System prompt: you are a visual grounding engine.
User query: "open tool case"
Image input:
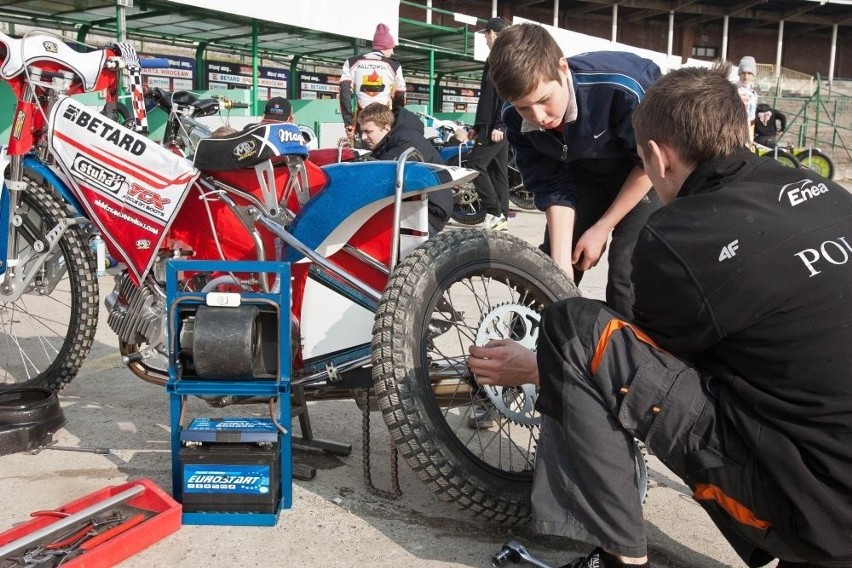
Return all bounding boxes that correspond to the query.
[0,478,180,567]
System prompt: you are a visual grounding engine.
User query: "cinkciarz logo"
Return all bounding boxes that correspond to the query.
[71,154,126,194]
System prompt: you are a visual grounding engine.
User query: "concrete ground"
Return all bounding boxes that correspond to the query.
[2,176,850,567]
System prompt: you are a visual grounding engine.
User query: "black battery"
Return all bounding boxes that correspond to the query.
[179,418,281,514]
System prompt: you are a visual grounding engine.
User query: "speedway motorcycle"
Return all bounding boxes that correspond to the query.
[0,31,593,523]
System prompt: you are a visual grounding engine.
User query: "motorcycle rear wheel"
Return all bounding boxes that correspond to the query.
[0,178,99,391]
[372,229,577,523]
[794,148,835,180]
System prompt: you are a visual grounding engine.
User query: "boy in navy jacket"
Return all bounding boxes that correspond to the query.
[489,23,660,318]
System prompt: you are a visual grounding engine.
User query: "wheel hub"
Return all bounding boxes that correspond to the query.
[474,303,541,427]
[454,183,479,206]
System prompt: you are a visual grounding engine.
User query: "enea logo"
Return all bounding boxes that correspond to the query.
[42,41,58,54]
[233,140,257,161]
[778,178,830,207]
[71,155,126,194]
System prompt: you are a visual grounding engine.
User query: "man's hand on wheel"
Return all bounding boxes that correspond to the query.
[468,339,539,387]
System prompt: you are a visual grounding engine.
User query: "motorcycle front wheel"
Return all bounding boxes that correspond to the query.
[0,178,99,391]
[372,229,577,523]
[451,181,487,226]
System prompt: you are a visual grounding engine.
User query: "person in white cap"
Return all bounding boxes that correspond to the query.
[339,23,407,139]
[735,56,758,142]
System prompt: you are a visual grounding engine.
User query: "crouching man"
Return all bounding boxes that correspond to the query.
[468,64,852,568]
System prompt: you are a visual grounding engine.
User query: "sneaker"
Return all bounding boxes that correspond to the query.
[485,213,508,231]
[561,548,649,568]
[466,406,496,429]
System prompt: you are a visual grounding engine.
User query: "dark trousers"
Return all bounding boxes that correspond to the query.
[540,173,660,319]
[466,138,509,217]
[532,297,813,566]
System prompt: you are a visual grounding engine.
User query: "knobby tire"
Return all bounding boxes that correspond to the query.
[0,178,99,391]
[371,229,578,523]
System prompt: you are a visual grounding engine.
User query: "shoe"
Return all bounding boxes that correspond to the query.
[560,548,649,568]
[466,406,496,429]
[484,213,508,231]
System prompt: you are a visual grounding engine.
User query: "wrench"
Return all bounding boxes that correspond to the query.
[492,540,554,568]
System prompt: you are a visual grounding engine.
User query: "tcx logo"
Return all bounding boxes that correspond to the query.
[778,178,829,207]
[128,184,171,211]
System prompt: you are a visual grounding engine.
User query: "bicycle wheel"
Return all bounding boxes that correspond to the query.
[794,148,835,180]
[767,149,800,169]
[0,177,99,391]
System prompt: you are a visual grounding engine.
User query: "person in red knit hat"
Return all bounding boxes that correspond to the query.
[339,23,407,139]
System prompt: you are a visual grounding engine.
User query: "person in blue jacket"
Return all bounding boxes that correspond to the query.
[488,23,661,319]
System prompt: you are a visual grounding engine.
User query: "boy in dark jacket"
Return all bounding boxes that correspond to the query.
[357,102,451,235]
[468,64,852,567]
[489,23,661,318]
[754,102,787,147]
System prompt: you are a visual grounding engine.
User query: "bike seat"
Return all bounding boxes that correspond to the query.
[0,31,107,91]
[194,122,309,171]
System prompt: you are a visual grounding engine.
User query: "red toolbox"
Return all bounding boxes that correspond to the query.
[0,478,181,567]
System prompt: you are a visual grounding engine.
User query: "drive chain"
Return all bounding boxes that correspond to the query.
[356,389,402,500]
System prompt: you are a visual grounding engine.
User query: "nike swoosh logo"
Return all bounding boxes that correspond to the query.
[594,130,606,139]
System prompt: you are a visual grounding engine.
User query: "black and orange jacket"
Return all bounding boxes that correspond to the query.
[632,148,852,564]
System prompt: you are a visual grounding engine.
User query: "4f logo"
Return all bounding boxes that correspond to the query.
[718,239,739,262]
[128,184,171,211]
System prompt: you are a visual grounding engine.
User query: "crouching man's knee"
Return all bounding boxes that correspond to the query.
[541,297,610,353]
[536,297,612,421]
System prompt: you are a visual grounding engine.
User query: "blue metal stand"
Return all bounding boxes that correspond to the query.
[165,260,291,526]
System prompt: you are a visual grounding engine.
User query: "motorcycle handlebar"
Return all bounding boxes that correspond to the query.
[214,97,249,110]
[224,101,249,110]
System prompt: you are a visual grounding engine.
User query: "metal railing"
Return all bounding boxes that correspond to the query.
[761,74,851,161]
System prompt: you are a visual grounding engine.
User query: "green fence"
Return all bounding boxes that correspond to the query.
[762,75,852,161]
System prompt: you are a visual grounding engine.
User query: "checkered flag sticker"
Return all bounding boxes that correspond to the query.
[112,42,149,133]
